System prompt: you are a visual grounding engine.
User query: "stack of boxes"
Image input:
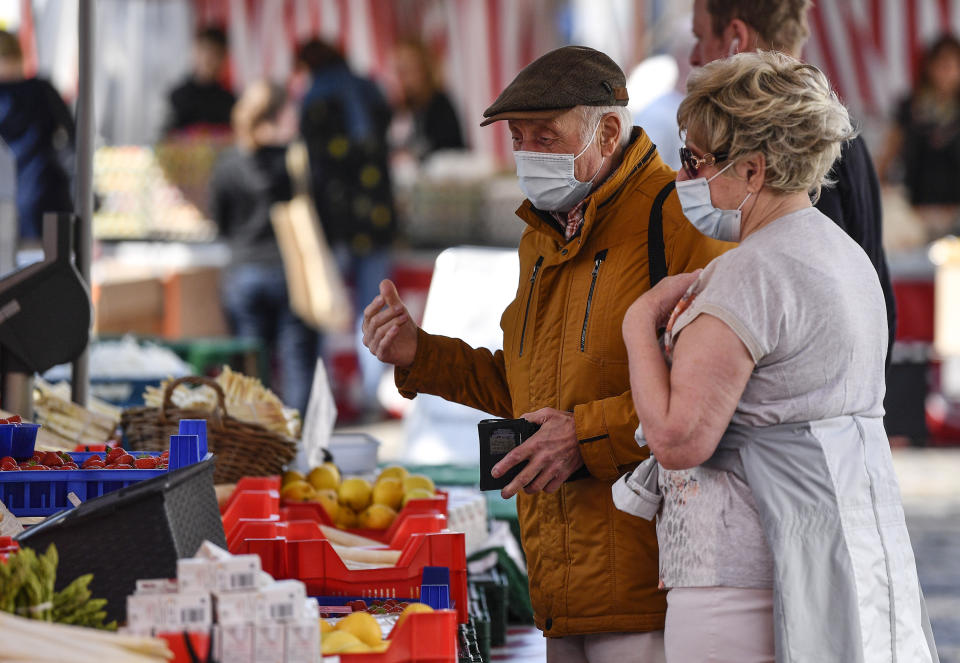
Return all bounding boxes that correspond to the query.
[125,542,320,663]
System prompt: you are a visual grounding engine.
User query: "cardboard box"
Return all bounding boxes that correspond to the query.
[256,580,306,623]
[215,623,254,663]
[126,594,164,633]
[215,590,258,625]
[91,276,164,336]
[215,554,261,593]
[162,266,228,338]
[253,623,286,663]
[163,592,212,629]
[285,621,320,663]
[177,558,216,593]
[135,578,178,595]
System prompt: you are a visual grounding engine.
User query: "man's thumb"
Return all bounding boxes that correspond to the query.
[379,279,403,308]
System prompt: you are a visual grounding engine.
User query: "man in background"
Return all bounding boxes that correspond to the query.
[297,39,397,420]
[0,30,74,242]
[166,27,235,133]
[689,0,897,367]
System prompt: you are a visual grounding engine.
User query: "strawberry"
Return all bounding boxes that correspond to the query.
[6,415,21,424]
[0,456,15,465]
[1,463,20,471]
[115,453,135,466]
[106,448,126,463]
[134,457,158,469]
[24,464,49,470]
[41,452,63,467]
[83,460,105,469]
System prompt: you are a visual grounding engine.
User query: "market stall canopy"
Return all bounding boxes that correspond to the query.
[0,213,91,373]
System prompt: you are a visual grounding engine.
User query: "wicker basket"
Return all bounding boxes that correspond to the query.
[120,376,297,484]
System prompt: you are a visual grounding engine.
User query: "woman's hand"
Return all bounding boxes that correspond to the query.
[623,270,702,339]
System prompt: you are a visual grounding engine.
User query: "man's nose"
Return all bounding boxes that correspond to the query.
[689,44,701,68]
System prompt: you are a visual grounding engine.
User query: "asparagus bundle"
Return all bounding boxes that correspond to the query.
[0,544,115,630]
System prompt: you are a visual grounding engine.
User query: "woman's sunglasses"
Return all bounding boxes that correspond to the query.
[679,146,729,178]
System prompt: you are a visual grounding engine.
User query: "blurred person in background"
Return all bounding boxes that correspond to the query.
[0,30,74,243]
[210,80,316,415]
[166,27,236,134]
[878,34,960,240]
[296,39,397,420]
[389,38,466,163]
[689,0,896,370]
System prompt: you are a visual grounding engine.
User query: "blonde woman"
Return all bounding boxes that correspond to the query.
[614,52,937,662]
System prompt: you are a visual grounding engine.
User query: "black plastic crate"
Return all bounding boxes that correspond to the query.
[469,568,508,647]
[16,456,225,623]
[468,583,491,663]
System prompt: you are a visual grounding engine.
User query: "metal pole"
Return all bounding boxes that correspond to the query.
[71,0,94,406]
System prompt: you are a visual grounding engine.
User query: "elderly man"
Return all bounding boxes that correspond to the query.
[362,46,729,662]
[689,0,896,369]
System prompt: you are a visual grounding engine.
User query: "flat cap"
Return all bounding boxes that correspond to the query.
[481,45,628,126]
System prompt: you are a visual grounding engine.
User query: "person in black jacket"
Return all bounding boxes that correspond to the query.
[296,40,397,417]
[210,80,316,414]
[0,30,74,242]
[390,39,466,162]
[166,27,236,134]
[687,0,896,368]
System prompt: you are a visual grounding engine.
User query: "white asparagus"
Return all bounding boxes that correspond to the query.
[330,543,401,566]
[320,525,388,549]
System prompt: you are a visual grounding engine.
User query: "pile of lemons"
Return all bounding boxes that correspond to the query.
[319,603,434,655]
[281,464,436,530]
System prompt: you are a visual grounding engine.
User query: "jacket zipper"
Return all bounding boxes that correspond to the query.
[519,256,544,358]
[580,249,608,351]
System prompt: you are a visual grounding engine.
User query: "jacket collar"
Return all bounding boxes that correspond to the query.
[516,128,660,249]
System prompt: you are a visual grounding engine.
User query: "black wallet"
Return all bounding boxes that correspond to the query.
[477,418,540,491]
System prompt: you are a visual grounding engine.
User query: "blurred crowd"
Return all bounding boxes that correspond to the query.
[2,18,960,420]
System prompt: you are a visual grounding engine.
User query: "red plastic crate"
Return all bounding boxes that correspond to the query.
[222,476,449,548]
[336,609,458,662]
[241,532,468,624]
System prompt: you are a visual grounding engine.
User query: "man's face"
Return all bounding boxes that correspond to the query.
[194,41,225,83]
[0,56,23,82]
[690,0,730,67]
[508,109,603,183]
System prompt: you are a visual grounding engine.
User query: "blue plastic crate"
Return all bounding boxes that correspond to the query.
[0,446,208,517]
[0,423,40,460]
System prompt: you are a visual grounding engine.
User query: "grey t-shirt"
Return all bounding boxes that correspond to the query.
[656,206,888,589]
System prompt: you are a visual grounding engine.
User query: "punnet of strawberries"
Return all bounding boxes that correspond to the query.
[0,447,169,472]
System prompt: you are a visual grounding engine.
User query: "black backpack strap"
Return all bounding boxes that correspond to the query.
[648,180,675,288]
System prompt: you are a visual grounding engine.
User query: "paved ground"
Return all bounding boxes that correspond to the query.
[908,506,960,663]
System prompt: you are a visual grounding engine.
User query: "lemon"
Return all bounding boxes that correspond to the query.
[335,505,359,529]
[338,477,373,512]
[282,469,305,486]
[402,487,435,507]
[371,477,404,510]
[319,618,335,634]
[321,629,365,654]
[280,480,317,502]
[336,610,383,646]
[395,602,434,631]
[371,641,390,653]
[376,465,408,483]
[359,503,397,530]
[313,488,339,521]
[402,474,435,494]
[307,464,340,491]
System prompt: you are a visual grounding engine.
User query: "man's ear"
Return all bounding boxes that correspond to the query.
[727,19,754,54]
[599,113,622,157]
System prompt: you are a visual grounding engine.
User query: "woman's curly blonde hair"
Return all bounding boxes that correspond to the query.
[677,50,854,201]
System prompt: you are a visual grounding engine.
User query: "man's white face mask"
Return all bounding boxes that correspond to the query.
[513,118,604,212]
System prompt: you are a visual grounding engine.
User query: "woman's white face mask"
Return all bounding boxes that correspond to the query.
[675,160,752,242]
[513,119,605,212]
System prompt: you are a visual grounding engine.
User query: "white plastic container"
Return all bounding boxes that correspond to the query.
[326,433,380,475]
